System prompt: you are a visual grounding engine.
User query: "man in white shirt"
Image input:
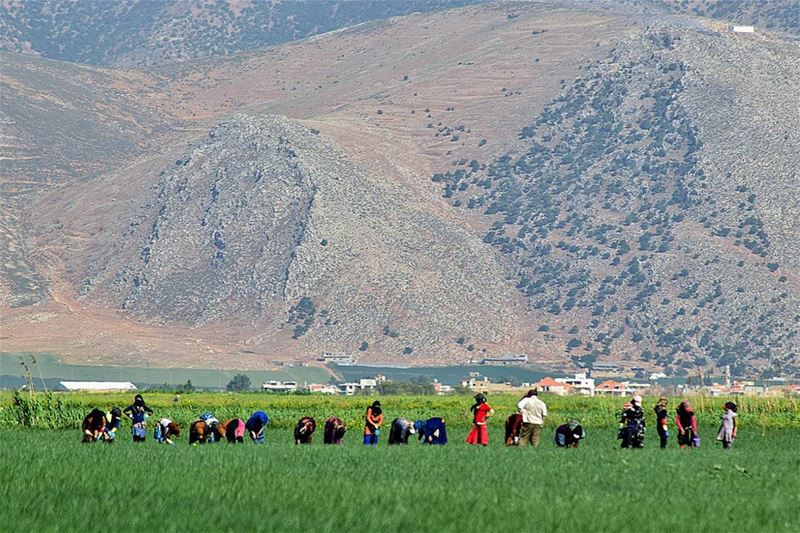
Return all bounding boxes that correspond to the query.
[517,389,547,447]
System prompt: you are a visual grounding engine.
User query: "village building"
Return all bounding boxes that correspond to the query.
[306,383,340,395]
[478,354,528,366]
[317,352,354,365]
[556,373,595,396]
[595,379,651,397]
[338,378,378,395]
[535,377,573,396]
[261,380,298,393]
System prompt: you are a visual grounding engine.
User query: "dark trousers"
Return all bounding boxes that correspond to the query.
[657,429,668,449]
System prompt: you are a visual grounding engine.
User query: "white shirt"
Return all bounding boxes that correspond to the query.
[518,396,548,425]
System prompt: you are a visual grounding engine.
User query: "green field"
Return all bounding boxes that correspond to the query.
[2,393,799,532]
[0,352,331,389]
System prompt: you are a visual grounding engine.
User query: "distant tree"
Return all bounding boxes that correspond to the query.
[402,346,414,355]
[226,374,251,392]
[359,341,369,351]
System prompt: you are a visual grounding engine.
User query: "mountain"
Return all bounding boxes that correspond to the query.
[0,0,479,66]
[28,114,521,363]
[1,1,798,375]
[437,24,799,375]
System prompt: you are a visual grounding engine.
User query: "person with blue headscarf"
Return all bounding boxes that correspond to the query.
[246,410,269,444]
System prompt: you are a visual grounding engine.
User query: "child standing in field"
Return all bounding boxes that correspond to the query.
[466,393,494,446]
[123,394,153,442]
[717,402,738,450]
[363,401,384,445]
[653,398,669,449]
[676,400,698,449]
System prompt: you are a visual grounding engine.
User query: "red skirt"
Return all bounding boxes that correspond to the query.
[466,424,489,446]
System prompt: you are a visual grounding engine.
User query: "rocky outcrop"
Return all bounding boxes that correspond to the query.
[70,115,521,360]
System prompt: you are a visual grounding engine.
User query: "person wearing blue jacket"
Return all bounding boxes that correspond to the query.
[415,417,448,445]
[246,411,269,444]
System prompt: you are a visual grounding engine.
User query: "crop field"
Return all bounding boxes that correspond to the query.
[1,393,799,532]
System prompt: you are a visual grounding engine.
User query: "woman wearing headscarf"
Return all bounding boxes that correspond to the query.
[618,395,645,448]
[466,393,494,446]
[245,410,270,444]
[554,420,585,448]
[717,401,738,450]
[123,394,153,442]
[103,407,123,443]
[676,399,698,449]
[363,401,384,445]
[653,398,669,449]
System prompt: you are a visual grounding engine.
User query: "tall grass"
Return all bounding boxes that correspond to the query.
[2,391,798,430]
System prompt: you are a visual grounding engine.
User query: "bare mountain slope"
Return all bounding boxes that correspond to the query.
[27,115,524,362]
[1,3,797,373]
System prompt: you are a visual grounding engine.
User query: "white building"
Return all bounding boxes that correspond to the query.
[60,381,137,392]
[307,383,340,395]
[338,378,378,395]
[556,373,595,396]
[730,25,755,33]
[317,352,354,365]
[261,380,298,392]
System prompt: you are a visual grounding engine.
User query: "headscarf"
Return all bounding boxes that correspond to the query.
[470,393,487,413]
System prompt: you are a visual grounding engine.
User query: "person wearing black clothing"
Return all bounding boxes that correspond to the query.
[653,398,669,449]
[123,394,154,442]
[618,395,645,448]
[554,420,585,448]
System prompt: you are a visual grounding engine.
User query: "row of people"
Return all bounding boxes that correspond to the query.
[81,393,739,449]
[618,396,738,449]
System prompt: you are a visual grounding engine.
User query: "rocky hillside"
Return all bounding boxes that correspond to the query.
[1,2,797,374]
[436,24,799,375]
[29,115,523,361]
[0,0,477,66]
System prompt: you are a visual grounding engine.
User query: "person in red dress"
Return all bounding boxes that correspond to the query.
[466,393,494,446]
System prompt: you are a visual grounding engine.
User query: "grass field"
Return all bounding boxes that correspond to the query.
[1,393,799,532]
[0,352,331,389]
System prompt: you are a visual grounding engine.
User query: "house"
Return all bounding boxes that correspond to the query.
[59,381,137,392]
[729,25,755,33]
[595,380,626,396]
[317,352,354,365]
[262,380,298,393]
[590,363,623,375]
[596,379,651,396]
[432,379,453,395]
[338,378,378,396]
[479,354,528,366]
[460,376,525,394]
[535,377,573,396]
[556,373,595,396]
[307,383,340,395]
